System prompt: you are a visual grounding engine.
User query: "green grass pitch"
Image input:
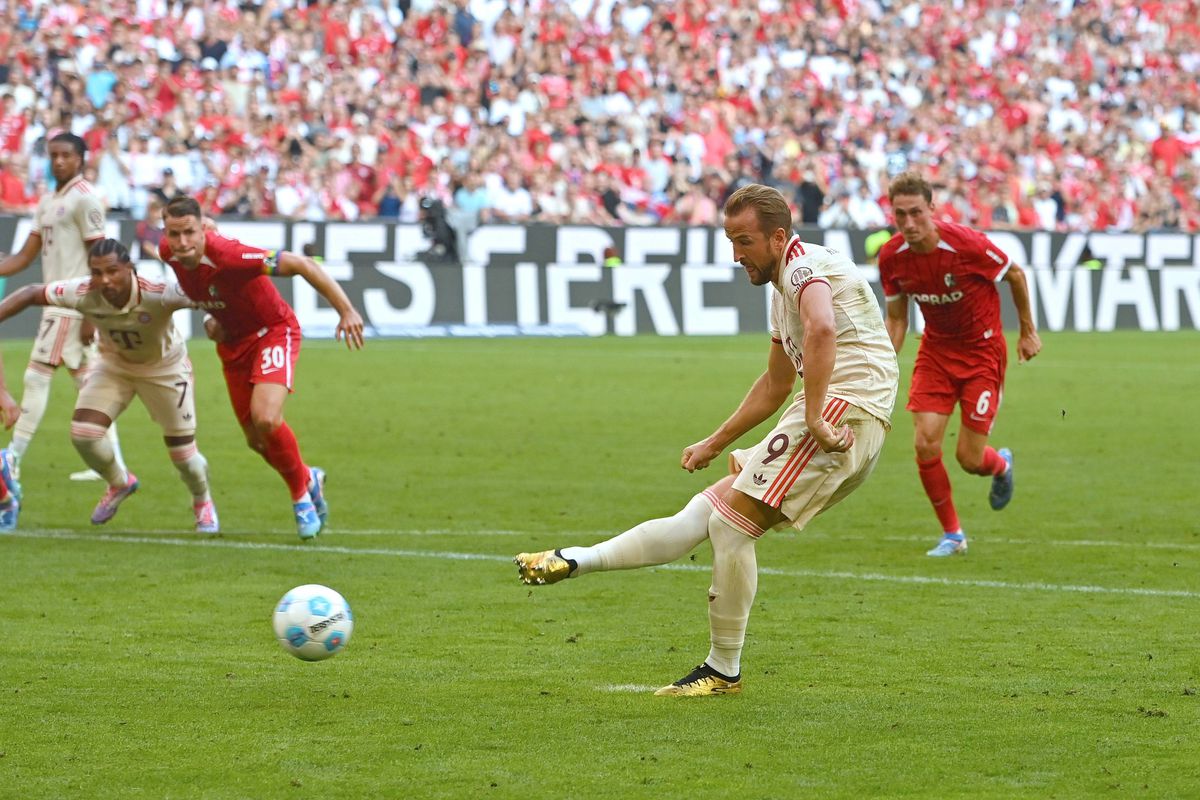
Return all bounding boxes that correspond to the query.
[0,331,1197,799]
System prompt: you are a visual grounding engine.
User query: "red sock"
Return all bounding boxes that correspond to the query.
[917,456,960,533]
[974,447,1008,476]
[262,423,310,501]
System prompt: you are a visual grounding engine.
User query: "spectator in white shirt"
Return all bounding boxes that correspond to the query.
[487,169,534,222]
[848,185,888,229]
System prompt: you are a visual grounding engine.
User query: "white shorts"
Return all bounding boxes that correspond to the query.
[731,395,888,532]
[32,311,91,370]
[76,358,198,437]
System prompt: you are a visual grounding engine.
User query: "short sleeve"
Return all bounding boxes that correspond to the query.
[969,229,1011,282]
[878,250,903,300]
[75,192,107,242]
[43,278,87,310]
[779,258,831,314]
[161,280,197,311]
[207,232,276,274]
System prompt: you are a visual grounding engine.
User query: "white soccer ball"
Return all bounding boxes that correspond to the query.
[273,584,354,662]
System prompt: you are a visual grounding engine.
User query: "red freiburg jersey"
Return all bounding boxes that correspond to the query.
[878,221,1011,346]
[160,231,299,343]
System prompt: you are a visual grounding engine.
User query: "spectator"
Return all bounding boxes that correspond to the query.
[674,178,719,226]
[817,192,855,229]
[0,152,34,213]
[135,197,164,261]
[794,169,827,226]
[95,134,132,213]
[848,185,888,229]
[151,167,183,206]
[486,169,533,223]
[0,0,1192,233]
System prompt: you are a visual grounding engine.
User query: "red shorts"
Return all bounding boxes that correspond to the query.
[217,324,302,425]
[907,339,1007,435]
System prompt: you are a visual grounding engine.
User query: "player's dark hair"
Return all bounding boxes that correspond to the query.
[164,195,204,220]
[49,131,87,157]
[888,172,934,204]
[723,183,793,238]
[88,238,133,265]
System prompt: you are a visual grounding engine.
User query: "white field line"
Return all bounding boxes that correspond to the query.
[14,525,1200,553]
[7,529,1199,600]
[598,684,661,693]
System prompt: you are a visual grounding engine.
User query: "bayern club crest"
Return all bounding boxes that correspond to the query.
[138,312,152,324]
[790,266,814,287]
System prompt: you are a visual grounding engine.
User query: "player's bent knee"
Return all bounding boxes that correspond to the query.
[249,413,283,437]
[914,441,943,462]
[956,452,986,474]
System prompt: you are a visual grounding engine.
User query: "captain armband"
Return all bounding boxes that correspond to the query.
[262,250,282,276]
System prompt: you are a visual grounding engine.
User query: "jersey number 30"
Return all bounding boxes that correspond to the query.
[260,346,287,372]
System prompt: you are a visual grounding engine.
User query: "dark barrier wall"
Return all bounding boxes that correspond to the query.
[2,217,1198,337]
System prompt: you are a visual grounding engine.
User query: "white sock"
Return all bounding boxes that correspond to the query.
[105,423,127,474]
[561,493,713,576]
[70,421,129,487]
[168,443,211,502]
[12,363,54,458]
[705,511,759,679]
[72,368,127,474]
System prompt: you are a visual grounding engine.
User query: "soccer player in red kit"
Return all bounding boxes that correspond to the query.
[159,196,365,539]
[878,173,1041,557]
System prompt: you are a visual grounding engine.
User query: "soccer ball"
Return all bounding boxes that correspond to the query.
[273,584,354,662]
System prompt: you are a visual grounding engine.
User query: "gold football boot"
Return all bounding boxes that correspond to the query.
[654,664,742,697]
[513,549,574,585]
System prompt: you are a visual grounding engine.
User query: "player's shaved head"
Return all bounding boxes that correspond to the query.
[723,183,793,238]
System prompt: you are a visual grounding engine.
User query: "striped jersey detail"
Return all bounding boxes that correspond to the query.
[70,421,107,440]
[785,238,805,262]
[761,398,852,508]
[702,488,765,539]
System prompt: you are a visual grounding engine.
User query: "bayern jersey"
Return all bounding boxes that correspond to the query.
[33,175,107,318]
[43,275,193,372]
[160,231,298,343]
[771,235,899,427]
[878,222,1011,345]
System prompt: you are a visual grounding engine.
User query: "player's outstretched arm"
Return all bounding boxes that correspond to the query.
[0,232,42,277]
[681,340,796,472]
[884,295,909,354]
[799,281,853,454]
[277,251,365,350]
[0,284,49,324]
[1003,264,1042,362]
[0,284,45,427]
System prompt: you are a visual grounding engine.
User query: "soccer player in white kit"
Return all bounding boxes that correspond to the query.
[0,132,126,483]
[515,184,900,696]
[0,239,218,532]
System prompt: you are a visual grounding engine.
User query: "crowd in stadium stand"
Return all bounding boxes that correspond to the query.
[0,0,1198,236]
